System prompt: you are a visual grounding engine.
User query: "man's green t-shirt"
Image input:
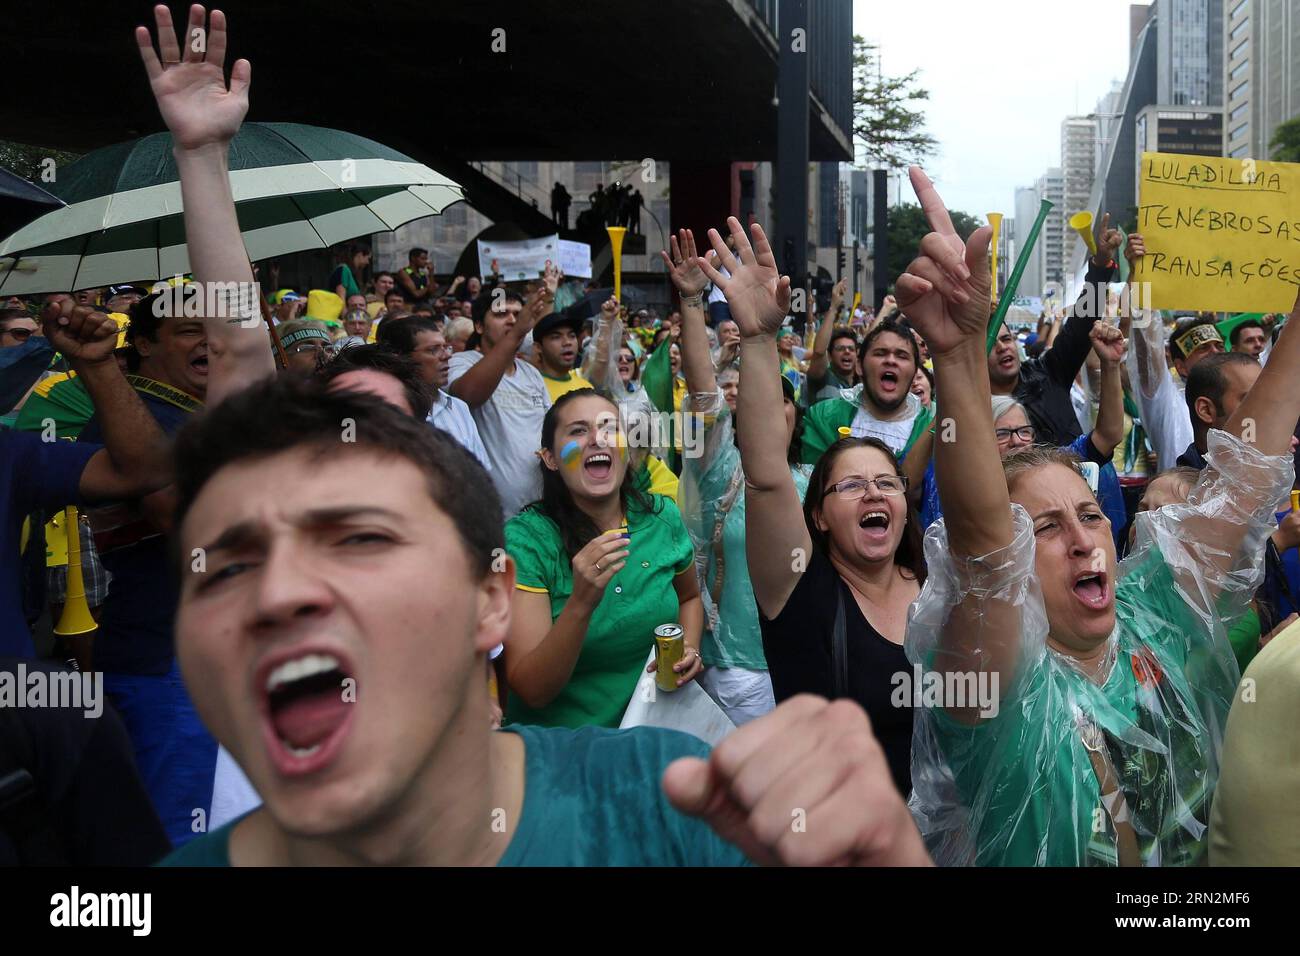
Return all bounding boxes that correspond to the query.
[504,495,694,728]
[159,725,748,866]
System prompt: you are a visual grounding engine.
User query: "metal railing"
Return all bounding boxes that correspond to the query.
[468,160,551,212]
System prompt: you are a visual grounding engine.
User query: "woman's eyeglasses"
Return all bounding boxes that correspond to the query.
[2,327,35,342]
[994,425,1036,444]
[825,475,908,499]
[288,342,332,357]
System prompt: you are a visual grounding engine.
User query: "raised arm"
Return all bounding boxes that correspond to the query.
[578,296,621,396]
[1039,215,1121,386]
[41,303,172,502]
[1223,291,1300,461]
[806,277,846,385]
[137,5,269,408]
[1130,289,1300,620]
[450,265,558,407]
[895,170,1008,559]
[895,169,1023,715]
[661,230,716,401]
[1120,233,1168,398]
[1088,321,1127,459]
[697,218,809,619]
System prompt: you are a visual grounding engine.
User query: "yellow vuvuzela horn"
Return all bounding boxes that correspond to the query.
[606,226,627,302]
[1069,211,1097,257]
[987,213,1003,302]
[54,506,97,637]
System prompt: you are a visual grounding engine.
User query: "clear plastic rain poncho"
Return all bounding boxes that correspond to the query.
[1125,309,1193,471]
[676,387,740,644]
[677,386,811,666]
[580,310,674,469]
[906,428,1294,866]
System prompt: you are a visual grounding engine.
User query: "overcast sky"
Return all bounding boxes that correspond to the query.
[851,0,1140,219]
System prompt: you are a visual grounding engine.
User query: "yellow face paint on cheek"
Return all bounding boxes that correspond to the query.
[561,440,582,470]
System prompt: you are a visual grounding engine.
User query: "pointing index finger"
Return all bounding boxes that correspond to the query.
[909,167,957,237]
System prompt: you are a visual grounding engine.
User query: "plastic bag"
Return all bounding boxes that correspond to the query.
[620,651,735,746]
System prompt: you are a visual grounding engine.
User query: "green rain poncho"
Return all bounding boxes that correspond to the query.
[906,428,1293,866]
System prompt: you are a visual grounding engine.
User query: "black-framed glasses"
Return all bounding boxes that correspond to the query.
[995,425,1036,444]
[826,475,908,499]
[2,326,35,342]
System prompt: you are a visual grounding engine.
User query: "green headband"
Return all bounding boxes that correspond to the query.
[278,327,332,351]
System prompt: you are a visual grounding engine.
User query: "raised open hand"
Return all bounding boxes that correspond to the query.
[893,168,991,357]
[660,229,710,298]
[696,217,791,339]
[137,5,249,151]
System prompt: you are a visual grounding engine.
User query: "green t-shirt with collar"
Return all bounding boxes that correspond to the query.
[505,494,695,729]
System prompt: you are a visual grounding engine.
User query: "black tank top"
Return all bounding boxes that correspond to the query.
[758,547,914,796]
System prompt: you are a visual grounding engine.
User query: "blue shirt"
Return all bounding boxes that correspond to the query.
[2,430,99,657]
[78,390,195,675]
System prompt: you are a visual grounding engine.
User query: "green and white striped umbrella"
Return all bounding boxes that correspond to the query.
[0,123,463,295]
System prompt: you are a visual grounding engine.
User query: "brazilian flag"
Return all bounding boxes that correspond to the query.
[15,371,95,439]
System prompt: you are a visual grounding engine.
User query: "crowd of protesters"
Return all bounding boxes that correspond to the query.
[3,4,1300,868]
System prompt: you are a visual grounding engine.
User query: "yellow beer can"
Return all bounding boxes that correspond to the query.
[653,624,684,693]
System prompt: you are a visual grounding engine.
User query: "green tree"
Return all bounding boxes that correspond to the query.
[884,202,981,289]
[1269,116,1300,163]
[852,36,937,171]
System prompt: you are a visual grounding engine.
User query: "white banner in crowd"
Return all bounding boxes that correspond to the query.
[477,235,556,282]
[477,235,592,281]
[556,238,592,279]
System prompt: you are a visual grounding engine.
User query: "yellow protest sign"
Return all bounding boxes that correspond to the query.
[1136,151,1300,312]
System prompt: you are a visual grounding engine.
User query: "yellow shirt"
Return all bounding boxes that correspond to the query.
[1210,617,1300,865]
[645,454,679,499]
[542,370,593,403]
